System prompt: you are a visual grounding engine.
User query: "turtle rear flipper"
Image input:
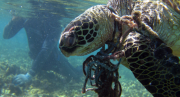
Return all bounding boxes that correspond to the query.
[124,31,180,97]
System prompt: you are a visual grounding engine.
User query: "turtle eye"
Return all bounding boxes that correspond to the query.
[59,28,77,48]
[65,31,76,47]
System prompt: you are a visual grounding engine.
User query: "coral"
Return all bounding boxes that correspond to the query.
[8,84,22,96]
[4,65,21,76]
[0,45,157,97]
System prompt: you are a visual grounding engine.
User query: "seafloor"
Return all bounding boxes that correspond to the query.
[0,42,153,97]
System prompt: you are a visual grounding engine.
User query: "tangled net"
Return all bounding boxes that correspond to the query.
[82,41,124,97]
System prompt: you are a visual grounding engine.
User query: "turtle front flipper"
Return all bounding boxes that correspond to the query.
[124,31,180,97]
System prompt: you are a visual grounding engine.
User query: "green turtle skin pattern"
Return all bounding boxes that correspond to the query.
[123,31,180,97]
[59,0,180,97]
[110,0,180,96]
[59,5,116,57]
[108,0,180,55]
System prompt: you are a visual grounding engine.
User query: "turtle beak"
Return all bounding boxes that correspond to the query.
[59,27,77,50]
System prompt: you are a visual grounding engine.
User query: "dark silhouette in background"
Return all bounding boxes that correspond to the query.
[3,0,81,86]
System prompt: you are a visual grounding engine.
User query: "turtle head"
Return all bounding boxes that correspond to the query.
[59,12,99,57]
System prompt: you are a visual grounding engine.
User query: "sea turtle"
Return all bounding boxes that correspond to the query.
[59,0,180,97]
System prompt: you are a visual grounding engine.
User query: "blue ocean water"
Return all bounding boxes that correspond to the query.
[0,0,152,97]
